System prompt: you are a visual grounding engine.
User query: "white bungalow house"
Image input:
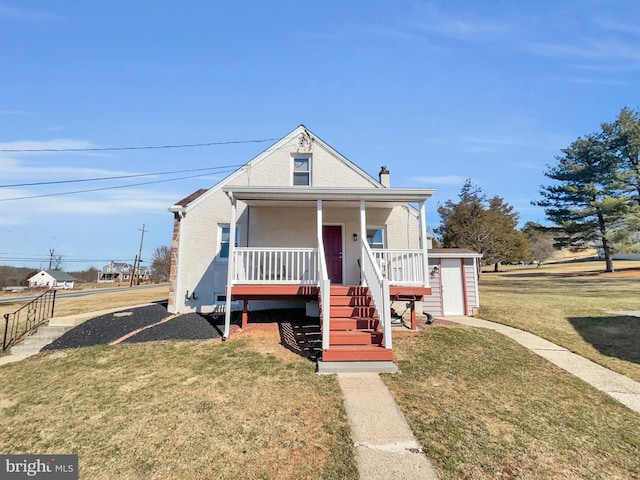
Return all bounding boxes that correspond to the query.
[28,270,76,289]
[168,125,479,365]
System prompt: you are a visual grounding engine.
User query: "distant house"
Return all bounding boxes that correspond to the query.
[98,261,150,283]
[28,270,76,289]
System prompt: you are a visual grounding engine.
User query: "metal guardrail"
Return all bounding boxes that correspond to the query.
[2,289,57,350]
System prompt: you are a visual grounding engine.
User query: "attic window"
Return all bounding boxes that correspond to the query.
[292,156,311,186]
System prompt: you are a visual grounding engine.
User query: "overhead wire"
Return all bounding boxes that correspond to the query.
[0,134,302,201]
[0,165,242,188]
[0,168,238,202]
[0,137,279,152]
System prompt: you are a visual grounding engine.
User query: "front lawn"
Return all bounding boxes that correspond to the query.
[384,327,640,480]
[0,338,358,480]
[478,261,640,382]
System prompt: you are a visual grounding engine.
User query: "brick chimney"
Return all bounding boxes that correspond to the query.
[379,166,390,187]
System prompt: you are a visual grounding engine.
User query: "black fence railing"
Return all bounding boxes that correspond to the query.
[2,289,57,350]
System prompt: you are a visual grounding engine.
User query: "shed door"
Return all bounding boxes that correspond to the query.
[322,225,343,284]
[441,259,465,316]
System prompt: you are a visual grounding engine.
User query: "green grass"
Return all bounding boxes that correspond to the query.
[384,327,640,480]
[478,261,640,382]
[0,338,358,480]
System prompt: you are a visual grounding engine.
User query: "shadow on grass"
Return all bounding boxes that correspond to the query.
[247,308,321,361]
[568,315,640,365]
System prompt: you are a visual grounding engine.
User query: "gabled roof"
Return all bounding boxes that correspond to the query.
[169,125,388,214]
[31,270,76,281]
[99,262,148,274]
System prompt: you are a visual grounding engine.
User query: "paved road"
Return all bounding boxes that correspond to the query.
[0,283,168,304]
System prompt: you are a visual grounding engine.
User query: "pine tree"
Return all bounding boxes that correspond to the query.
[534,132,631,272]
[437,180,529,271]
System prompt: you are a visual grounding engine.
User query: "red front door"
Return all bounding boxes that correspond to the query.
[323,225,343,283]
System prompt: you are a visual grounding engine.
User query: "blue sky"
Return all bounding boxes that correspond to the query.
[1,1,639,271]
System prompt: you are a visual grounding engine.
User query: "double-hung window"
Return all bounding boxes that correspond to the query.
[366,228,385,249]
[218,225,239,260]
[292,156,311,186]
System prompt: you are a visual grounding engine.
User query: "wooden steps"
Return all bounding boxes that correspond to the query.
[321,285,392,362]
[322,345,394,362]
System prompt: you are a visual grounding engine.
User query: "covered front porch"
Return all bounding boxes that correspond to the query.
[221,187,434,363]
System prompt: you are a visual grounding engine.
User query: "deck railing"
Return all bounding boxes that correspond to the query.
[372,249,426,286]
[232,248,318,284]
[3,289,57,350]
[361,240,392,350]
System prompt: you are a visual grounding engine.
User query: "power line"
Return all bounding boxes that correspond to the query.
[0,168,237,202]
[0,137,279,153]
[0,164,242,188]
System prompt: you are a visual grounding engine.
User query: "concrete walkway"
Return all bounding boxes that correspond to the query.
[448,316,640,415]
[338,373,439,480]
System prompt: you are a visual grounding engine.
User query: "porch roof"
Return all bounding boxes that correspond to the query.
[222,186,435,207]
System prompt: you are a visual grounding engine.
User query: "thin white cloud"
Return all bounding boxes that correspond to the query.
[0,110,27,115]
[412,175,466,185]
[459,133,570,153]
[0,6,63,22]
[406,4,509,41]
[0,158,133,180]
[0,187,178,218]
[565,76,632,86]
[526,39,640,64]
[0,139,94,153]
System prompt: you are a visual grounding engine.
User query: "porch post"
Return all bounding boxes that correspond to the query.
[359,200,367,287]
[318,200,330,352]
[223,192,238,340]
[317,199,323,247]
[419,200,429,287]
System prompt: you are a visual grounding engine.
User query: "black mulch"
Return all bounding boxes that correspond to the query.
[121,312,222,344]
[43,303,172,351]
[41,303,319,362]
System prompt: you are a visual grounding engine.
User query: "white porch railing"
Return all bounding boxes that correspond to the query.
[361,240,392,350]
[372,249,426,286]
[232,248,318,284]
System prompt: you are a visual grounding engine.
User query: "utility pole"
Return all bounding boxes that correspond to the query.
[135,224,148,285]
[129,255,137,287]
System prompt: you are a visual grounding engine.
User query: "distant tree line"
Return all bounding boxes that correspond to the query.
[0,244,172,288]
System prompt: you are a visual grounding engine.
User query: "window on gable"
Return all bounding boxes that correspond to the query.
[293,156,311,186]
[367,228,385,249]
[219,225,239,259]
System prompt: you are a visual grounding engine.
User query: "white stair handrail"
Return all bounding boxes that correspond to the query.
[360,239,392,350]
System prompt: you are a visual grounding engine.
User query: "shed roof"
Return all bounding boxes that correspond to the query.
[428,248,483,259]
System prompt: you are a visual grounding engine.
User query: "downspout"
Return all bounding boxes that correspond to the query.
[419,201,429,288]
[223,192,237,340]
[473,257,480,312]
[174,209,185,314]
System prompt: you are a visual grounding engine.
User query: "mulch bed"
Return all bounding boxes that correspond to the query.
[43,303,172,350]
[121,312,223,344]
